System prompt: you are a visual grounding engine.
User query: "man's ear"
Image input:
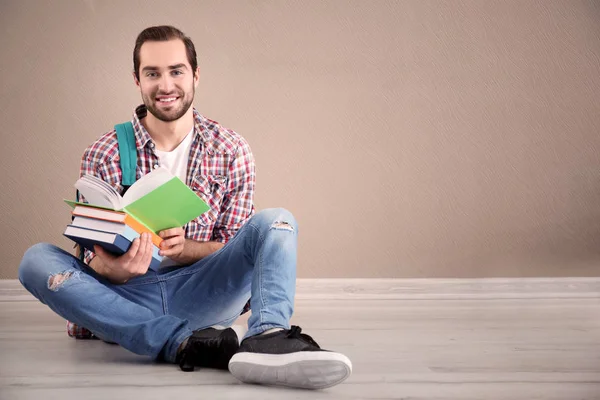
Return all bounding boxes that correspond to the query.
[193,67,200,88]
[133,71,140,87]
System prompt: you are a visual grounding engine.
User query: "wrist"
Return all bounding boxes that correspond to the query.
[168,240,223,265]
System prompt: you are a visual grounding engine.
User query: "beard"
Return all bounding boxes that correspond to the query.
[143,86,195,122]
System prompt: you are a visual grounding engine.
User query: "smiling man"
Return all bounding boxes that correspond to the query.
[17,26,352,390]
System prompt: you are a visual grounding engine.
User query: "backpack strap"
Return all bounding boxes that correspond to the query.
[114,122,137,193]
[74,121,138,262]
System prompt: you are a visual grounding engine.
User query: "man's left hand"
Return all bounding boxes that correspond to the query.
[158,227,186,258]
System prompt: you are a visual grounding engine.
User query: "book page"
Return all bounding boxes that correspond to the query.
[74,175,122,209]
[122,166,174,207]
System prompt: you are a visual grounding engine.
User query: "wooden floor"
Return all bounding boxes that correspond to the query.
[2,278,600,400]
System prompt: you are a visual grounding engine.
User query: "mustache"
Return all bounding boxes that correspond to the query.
[154,90,184,96]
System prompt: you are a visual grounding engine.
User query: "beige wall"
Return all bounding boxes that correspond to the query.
[1,0,600,279]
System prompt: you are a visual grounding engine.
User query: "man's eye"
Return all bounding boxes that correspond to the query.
[172,70,183,76]
[146,72,158,78]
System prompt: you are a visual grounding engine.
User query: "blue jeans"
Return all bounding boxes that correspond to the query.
[18,208,298,363]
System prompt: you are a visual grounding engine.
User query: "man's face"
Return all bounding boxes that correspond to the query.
[136,39,198,122]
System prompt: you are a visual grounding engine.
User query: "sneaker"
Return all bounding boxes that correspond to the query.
[228,325,352,389]
[176,327,240,371]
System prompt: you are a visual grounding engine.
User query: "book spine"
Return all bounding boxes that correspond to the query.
[120,226,164,263]
[123,214,163,248]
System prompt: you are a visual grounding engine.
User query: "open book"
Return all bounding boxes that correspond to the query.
[65,166,210,233]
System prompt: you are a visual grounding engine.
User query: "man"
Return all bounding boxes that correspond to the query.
[18,25,352,390]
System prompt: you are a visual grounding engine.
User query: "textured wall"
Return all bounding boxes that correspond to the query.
[1,0,600,279]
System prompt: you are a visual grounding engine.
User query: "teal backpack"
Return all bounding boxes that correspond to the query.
[75,122,137,261]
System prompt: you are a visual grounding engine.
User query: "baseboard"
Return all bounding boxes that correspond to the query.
[2,277,600,302]
[295,278,600,299]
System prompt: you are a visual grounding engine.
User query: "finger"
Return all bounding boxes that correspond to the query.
[93,245,115,260]
[132,233,148,260]
[159,227,184,238]
[144,232,153,255]
[160,244,183,257]
[93,245,106,260]
[159,236,184,256]
[123,237,141,262]
[139,233,154,273]
[141,234,154,270]
[133,233,152,269]
[160,236,185,249]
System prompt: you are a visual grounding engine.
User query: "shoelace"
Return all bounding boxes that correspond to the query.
[286,325,321,348]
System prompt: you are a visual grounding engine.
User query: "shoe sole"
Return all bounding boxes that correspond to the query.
[228,351,352,389]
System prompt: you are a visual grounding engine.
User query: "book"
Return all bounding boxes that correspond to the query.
[64,166,210,234]
[63,225,163,271]
[70,209,163,248]
[67,220,163,263]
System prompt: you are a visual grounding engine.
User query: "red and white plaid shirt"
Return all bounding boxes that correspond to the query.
[67,105,256,339]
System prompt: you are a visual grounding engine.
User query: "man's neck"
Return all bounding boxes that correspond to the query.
[142,107,194,152]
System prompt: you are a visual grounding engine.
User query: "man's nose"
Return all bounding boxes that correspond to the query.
[158,75,175,93]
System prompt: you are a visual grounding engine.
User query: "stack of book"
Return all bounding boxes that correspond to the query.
[63,167,210,271]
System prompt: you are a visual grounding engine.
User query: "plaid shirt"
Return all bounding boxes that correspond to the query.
[67,105,256,339]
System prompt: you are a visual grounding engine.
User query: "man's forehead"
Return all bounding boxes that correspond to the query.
[139,39,190,69]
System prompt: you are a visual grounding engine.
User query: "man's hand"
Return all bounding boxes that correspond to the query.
[92,232,154,284]
[158,227,186,258]
[157,227,223,265]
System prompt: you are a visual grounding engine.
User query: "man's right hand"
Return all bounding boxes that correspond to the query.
[91,232,154,284]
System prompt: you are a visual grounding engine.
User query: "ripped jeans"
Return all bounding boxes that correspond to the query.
[18,208,298,363]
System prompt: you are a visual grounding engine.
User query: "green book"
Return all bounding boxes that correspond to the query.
[64,167,210,234]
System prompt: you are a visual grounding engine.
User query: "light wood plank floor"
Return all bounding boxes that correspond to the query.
[2,278,600,400]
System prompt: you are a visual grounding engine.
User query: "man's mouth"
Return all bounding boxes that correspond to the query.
[156,96,179,103]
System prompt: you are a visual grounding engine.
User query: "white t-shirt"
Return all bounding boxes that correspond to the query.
[153,127,194,267]
[153,127,194,184]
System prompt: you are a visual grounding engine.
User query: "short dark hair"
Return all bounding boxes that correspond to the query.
[133,25,198,81]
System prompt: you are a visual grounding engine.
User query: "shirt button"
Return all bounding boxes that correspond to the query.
[149,142,155,148]
[153,164,159,169]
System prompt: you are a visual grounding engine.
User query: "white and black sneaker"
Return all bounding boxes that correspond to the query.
[228,325,352,389]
